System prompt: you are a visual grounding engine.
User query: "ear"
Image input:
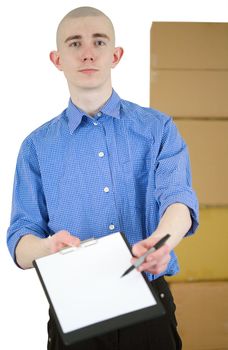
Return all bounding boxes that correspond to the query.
[49,50,63,71]
[111,47,124,68]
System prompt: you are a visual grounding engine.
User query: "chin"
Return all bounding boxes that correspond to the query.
[77,80,105,90]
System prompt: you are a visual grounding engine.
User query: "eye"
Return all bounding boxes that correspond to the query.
[95,40,106,47]
[69,41,81,48]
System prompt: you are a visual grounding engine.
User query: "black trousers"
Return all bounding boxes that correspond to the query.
[47,277,182,350]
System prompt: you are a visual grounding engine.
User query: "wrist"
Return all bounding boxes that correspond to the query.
[150,229,164,239]
[43,237,52,255]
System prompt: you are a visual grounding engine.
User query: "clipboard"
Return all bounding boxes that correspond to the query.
[33,232,165,345]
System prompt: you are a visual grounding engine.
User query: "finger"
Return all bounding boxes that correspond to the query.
[138,253,171,273]
[52,241,68,253]
[142,263,168,275]
[66,235,81,247]
[51,231,81,253]
[132,244,169,267]
[145,244,170,263]
[56,230,80,245]
[132,235,170,258]
[150,262,169,275]
[54,230,72,240]
[52,239,80,253]
[132,239,152,258]
[131,242,169,267]
[139,257,170,273]
[132,245,146,258]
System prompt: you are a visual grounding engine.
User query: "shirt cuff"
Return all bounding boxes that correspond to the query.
[159,193,199,236]
[7,227,48,267]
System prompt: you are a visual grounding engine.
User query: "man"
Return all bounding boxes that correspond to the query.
[7,6,199,350]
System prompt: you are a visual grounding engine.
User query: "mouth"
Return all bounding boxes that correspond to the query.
[78,68,99,74]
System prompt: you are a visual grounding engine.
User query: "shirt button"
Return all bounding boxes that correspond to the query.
[98,151,104,158]
[97,112,102,117]
[93,122,98,126]
[103,187,110,193]
[109,224,115,231]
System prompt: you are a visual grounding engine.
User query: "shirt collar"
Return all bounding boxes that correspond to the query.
[66,89,121,134]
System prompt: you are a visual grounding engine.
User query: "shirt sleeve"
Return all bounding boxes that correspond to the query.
[154,117,199,235]
[7,137,51,264]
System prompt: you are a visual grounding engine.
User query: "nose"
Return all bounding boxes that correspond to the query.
[83,56,94,62]
[81,47,95,62]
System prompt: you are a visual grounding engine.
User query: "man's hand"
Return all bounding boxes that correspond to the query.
[47,230,81,253]
[131,236,171,275]
[130,203,192,275]
[16,230,81,269]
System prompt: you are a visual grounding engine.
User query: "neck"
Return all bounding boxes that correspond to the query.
[68,85,113,116]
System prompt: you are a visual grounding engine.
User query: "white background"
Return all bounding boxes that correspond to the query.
[0,0,227,348]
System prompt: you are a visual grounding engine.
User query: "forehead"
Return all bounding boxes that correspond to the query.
[58,16,114,42]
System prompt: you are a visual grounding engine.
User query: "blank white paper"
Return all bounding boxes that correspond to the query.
[35,232,156,334]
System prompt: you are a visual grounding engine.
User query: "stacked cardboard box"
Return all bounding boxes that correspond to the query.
[169,281,228,350]
[150,22,228,205]
[150,22,228,350]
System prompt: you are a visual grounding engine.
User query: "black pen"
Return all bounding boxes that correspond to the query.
[121,234,170,277]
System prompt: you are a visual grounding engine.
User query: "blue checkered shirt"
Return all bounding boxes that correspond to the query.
[7,90,199,280]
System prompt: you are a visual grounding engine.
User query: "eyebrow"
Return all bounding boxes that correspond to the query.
[64,33,110,43]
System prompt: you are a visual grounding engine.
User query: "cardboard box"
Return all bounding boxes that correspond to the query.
[172,207,228,282]
[174,120,228,205]
[151,22,228,70]
[169,281,228,350]
[150,70,228,118]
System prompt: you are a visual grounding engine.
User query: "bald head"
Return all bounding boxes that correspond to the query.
[56,6,115,49]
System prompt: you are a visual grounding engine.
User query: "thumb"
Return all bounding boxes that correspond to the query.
[67,235,81,247]
[132,239,150,258]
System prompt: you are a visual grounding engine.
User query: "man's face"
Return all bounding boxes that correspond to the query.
[51,16,122,91]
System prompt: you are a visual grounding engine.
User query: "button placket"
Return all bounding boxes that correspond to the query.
[92,116,120,234]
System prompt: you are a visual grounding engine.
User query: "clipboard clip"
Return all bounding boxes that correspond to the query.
[59,237,97,255]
